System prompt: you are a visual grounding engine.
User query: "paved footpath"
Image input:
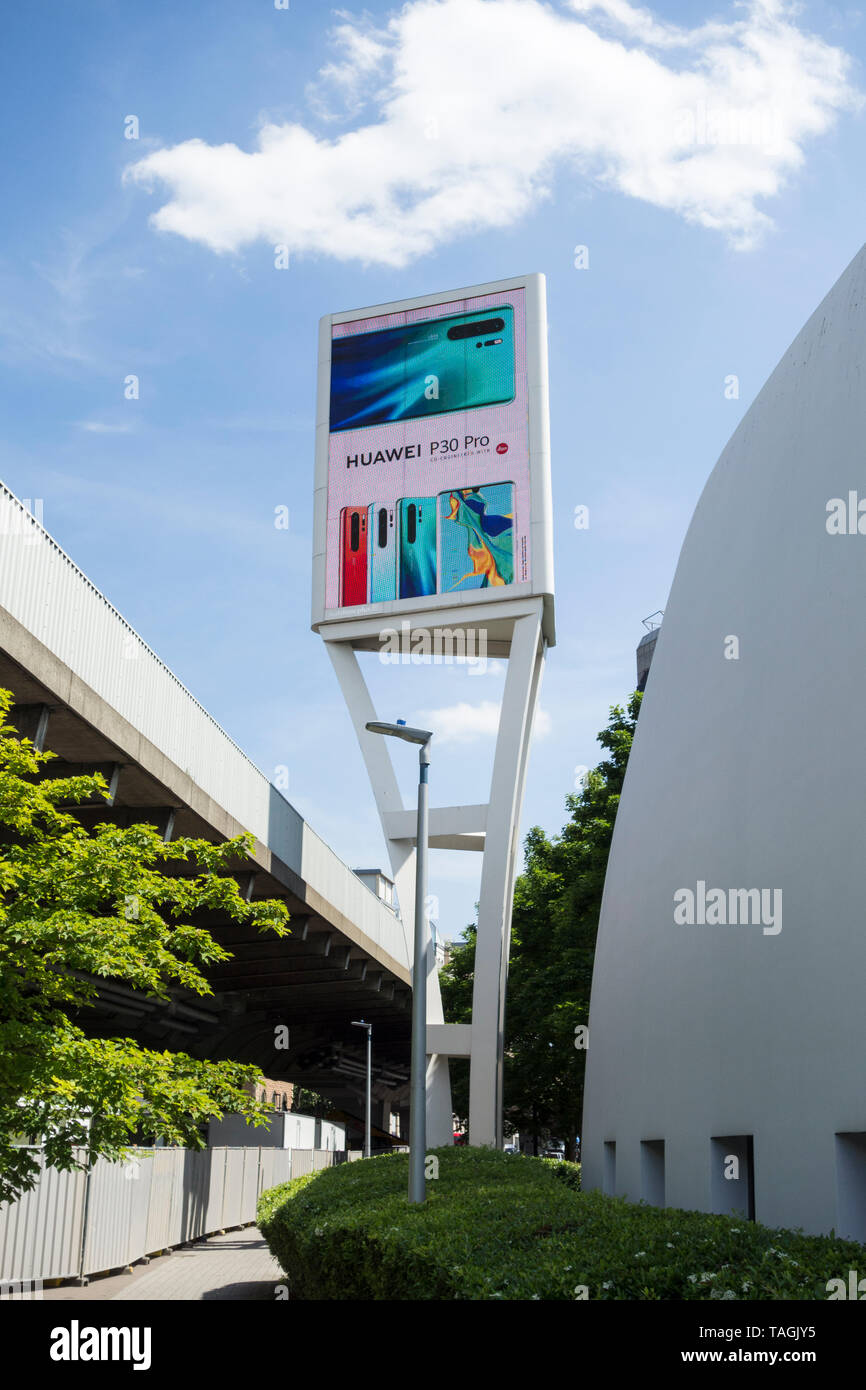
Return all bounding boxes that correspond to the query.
[43,1227,286,1302]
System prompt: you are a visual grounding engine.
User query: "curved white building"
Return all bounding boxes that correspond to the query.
[582,243,866,1239]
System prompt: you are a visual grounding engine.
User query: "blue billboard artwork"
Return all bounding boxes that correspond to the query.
[438,483,515,592]
[329,307,515,432]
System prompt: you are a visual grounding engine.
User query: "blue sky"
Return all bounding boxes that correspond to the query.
[1,0,864,937]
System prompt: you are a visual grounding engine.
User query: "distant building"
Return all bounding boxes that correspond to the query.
[636,612,663,691]
[208,1076,345,1151]
[431,923,446,971]
[353,868,397,912]
[250,1076,294,1111]
[354,867,449,968]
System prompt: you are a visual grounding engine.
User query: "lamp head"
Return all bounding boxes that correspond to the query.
[365,720,432,747]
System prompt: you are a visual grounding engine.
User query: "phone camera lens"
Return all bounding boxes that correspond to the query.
[447,315,506,341]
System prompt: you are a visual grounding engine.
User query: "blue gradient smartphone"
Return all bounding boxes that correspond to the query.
[368,501,397,602]
[330,307,515,432]
[438,483,514,592]
[398,497,437,599]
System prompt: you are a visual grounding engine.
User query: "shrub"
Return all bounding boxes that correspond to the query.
[257,1147,865,1300]
[545,1157,581,1190]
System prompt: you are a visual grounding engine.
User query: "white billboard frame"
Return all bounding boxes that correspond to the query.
[312,272,555,652]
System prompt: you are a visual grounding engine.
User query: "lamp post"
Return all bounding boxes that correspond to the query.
[365,718,432,1204]
[350,1019,372,1159]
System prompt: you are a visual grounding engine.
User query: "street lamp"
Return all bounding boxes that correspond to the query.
[365,718,432,1204]
[350,1019,372,1159]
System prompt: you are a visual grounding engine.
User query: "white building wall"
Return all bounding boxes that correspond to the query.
[207,1111,337,1151]
[283,1114,317,1151]
[318,1120,347,1152]
[207,1114,283,1148]
[583,242,866,1239]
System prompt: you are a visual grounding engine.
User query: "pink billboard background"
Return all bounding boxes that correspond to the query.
[325,287,530,613]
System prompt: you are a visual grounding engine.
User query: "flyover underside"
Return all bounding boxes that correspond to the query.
[0,630,412,1115]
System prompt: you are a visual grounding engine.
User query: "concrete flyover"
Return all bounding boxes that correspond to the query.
[0,482,413,1127]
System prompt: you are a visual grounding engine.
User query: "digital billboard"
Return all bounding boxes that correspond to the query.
[311,274,553,638]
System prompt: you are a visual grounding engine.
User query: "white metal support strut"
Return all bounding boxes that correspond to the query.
[324,596,546,1151]
[326,639,454,1146]
[468,604,545,1146]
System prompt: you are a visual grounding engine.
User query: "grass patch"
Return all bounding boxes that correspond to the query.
[257,1147,864,1300]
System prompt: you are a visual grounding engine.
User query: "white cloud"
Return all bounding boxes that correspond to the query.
[415,699,551,742]
[124,0,859,265]
[307,12,393,121]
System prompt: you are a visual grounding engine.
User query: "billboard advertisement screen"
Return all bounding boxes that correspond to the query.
[312,274,553,642]
[321,286,532,615]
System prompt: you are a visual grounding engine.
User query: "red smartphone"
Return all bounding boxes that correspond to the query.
[340,506,368,606]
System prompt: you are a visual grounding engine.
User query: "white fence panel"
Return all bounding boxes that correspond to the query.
[83,1156,145,1276]
[290,1150,314,1179]
[126,1157,153,1270]
[258,1148,286,1194]
[223,1149,246,1227]
[241,1148,260,1220]
[271,1151,292,1188]
[167,1152,199,1245]
[286,1149,340,1180]
[0,1151,85,1284]
[0,1146,340,1284]
[203,1149,226,1234]
[145,1150,180,1253]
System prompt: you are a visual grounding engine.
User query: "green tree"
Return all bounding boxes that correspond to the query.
[0,688,291,1203]
[440,693,641,1158]
[437,924,477,1127]
[291,1088,335,1117]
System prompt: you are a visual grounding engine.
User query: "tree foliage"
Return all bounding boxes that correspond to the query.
[291,1087,335,1117]
[440,693,641,1157]
[0,687,291,1203]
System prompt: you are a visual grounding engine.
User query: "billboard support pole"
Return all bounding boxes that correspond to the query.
[325,598,545,1151]
[326,638,454,1148]
[467,602,545,1148]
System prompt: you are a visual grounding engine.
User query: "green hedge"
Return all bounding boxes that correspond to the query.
[257,1148,866,1300]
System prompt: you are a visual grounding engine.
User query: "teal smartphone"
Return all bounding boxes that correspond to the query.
[438,483,514,591]
[330,306,515,431]
[398,497,437,599]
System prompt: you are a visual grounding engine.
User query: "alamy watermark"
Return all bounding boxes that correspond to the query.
[1,1279,43,1300]
[672,103,783,150]
[0,498,43,544]
[378,620,487,674]
[827,1270,866,1299]
[674,881,782,936]
[826,493,866,533]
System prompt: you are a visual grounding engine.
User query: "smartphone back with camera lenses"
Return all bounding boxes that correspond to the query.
[330,307,515,431]
[368,501,397,603]
[398,497,437,599]
[340,506,368,606]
